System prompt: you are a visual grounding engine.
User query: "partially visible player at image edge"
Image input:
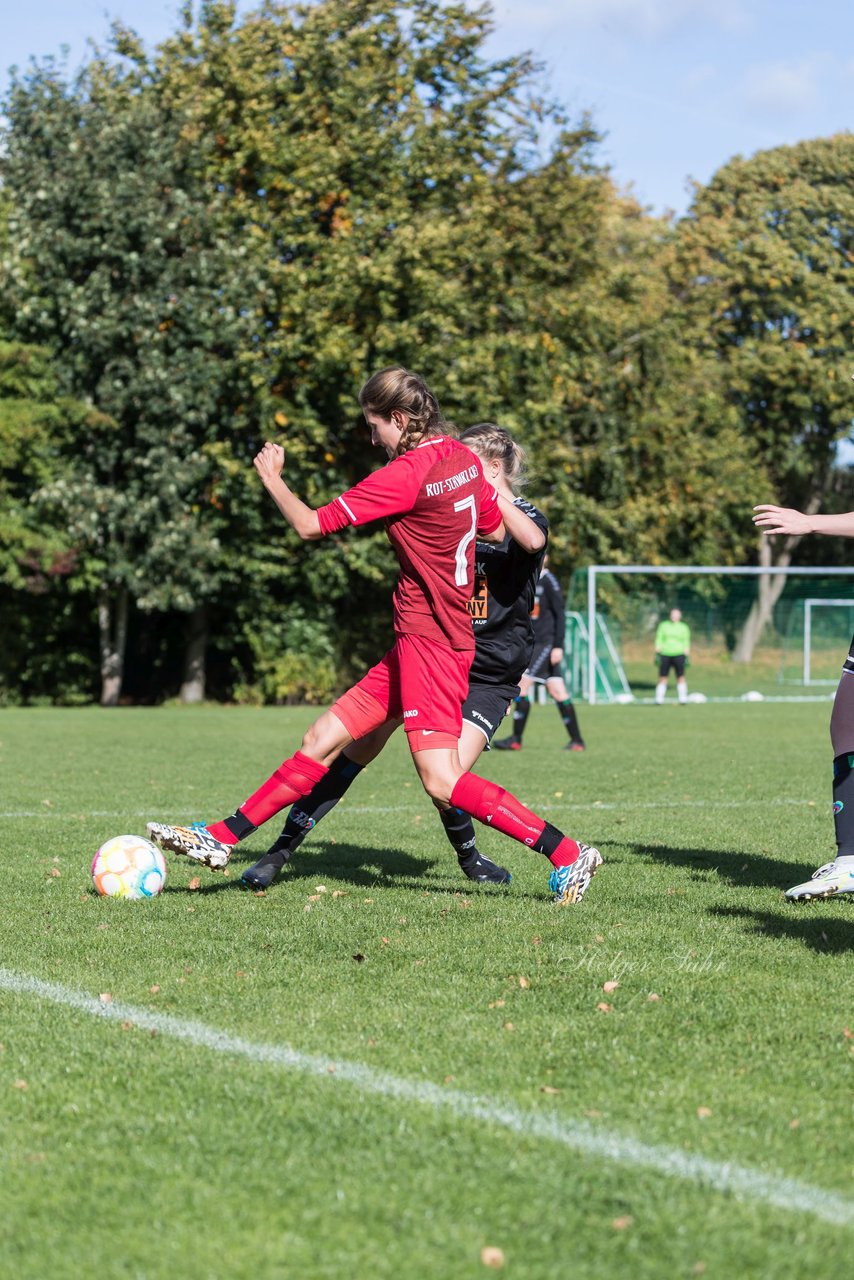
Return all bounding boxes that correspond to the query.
[241,421,551,890]
[753,498,854,902]
[148,368,602,905]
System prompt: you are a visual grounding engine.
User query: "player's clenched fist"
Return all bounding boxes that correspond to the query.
[254,441,285,483]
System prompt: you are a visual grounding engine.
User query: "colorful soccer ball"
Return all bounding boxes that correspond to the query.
[92,834,167,899]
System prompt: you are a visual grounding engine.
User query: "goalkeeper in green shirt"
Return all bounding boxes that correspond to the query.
[654,608,690,704]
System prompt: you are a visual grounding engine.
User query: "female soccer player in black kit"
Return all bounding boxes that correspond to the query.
[240,421,571,890]
[493,555,585,752]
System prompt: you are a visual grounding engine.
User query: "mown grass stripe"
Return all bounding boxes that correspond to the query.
[2,966,850,1227]
[1,796,820,820]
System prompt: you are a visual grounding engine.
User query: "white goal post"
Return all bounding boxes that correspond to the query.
[803,598,854,685]
[585,564,854,704]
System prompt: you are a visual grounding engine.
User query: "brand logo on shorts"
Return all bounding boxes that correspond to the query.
[834,800,844,814]
[403,708,419,718]
[291,809,315,831]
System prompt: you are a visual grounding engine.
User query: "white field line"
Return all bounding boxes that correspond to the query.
[0,797,823,821]
[1,968,851,1226]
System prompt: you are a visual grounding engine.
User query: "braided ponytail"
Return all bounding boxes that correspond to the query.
[359,367,452,456]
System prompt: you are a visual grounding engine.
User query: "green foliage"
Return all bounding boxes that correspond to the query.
[1,4,851,703]
[675,135,854,510]
[231,605,339,705]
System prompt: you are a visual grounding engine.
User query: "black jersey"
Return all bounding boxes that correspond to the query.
[530,568,566,648]
[467,498,549,684]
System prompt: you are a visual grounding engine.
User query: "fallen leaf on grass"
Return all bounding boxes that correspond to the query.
[540,1085,561,1095]
[149,985,160,994]
[444,1075,455,1084]
[13,1080,28,1090]
[503,1021,515,1031]
[596,1002,612,1013]
[307,894,323,903]
[647,993,661,1002]
[121,1021,133,1031]
[585,1109,602,1118]
[480,1246,505,1269]
[612,1217,633,1231]
[188,877,202,891]
[789,1118,801,1130]
[531,936,541,946]
[602,980,619,994]
[843,1028,853,1040]
[363,898,374,904]
[691,1264,707,1276]
[488,999,506,1009]
[696,1106,713,1119]
[594,934,604,943]
[315,885,327,894]
[48,868,61,879]
[518,976,530,989]
[99,993,113,1004]
[332,890,347,899]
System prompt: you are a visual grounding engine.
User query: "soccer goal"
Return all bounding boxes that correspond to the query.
[567,564,854,704]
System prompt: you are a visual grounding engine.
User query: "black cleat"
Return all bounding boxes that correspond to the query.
[492,737,522,752]
[458,851,512,884]
[241,849,289,890]
[564,740,586,752]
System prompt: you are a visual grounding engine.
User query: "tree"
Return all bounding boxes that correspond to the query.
[2,48,255,702]
[674,135,854,658]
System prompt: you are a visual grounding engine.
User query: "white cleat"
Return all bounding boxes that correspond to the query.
[146,821,232,870]
[549,843,603,905]
[785,860,854,902]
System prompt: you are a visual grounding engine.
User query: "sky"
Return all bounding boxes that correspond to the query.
[1,0,852,217]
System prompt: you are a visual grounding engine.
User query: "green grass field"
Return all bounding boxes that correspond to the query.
[1,704,852,1279]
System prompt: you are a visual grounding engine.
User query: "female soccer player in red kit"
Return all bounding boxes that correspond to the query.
[148,368,602,904]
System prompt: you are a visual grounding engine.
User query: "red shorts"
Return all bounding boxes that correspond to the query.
[331,634,472,753]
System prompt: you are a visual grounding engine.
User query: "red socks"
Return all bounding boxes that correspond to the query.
[449,772,579,865]
[207,751,329,844]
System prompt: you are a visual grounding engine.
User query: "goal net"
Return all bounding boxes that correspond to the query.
[565,565,854,704]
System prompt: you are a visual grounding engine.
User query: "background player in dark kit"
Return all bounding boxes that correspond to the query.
[494,555,585,752]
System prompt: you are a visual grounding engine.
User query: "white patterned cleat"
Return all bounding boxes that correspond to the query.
[785,860,854,902]
[548,842,603,905]
[146,821,232,870]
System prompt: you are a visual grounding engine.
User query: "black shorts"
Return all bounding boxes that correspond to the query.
[843,633,854,675]
[524,643,560,682]
[462,681,520,745]
[658,654,686,678]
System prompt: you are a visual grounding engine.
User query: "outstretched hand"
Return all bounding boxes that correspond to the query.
[752,504,811,536]
[254,441,285,484]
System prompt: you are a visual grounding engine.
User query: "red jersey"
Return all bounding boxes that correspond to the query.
[317,437,502,650]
